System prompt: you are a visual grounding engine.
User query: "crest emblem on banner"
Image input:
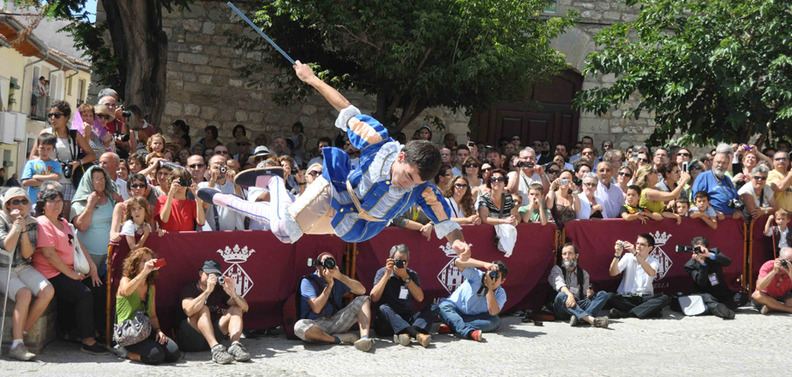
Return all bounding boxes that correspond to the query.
[648,231,673,280]
[436,242,473,294]
[217,244,256,297]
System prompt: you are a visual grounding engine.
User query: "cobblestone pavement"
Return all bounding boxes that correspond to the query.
[0,307,790,376]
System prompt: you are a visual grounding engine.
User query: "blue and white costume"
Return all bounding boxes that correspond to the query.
[212,106,461,244]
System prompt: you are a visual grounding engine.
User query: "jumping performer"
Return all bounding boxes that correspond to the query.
[198,61,471,259]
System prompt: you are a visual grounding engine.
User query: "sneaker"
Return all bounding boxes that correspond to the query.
[593,316,609,328]
[609,308,626,319]
[227,342,251,362]
[437,324,452,334]
[81,342,108,355]
[9,343,36,361]
[760,305,770,315]
[354,338,373,352]
[470,330,483,342]
[211,344,234,364]
[393,333,410,346]
[234,167,285,187]
[568,315,579,327]
[337,333,360,345]
[712,303,735,319]
[416,333,431,348]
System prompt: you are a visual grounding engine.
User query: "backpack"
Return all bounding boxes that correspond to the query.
[282,274,324,340]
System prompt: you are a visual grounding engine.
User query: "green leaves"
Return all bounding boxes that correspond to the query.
[231,0,575,131]
[575,0,792,147]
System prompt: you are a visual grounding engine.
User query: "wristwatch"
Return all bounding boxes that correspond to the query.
[614,254,622,259]
[404,278,411,284]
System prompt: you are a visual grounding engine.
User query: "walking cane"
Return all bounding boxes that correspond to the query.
[0,247,15,353]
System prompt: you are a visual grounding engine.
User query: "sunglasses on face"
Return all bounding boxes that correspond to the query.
[775,157,788,161]
[47,113,64,119]
[490,177,505,183]
[454,183,467,188]
[464,163,479,168]
[678,152,691,157]
[482,167,493,172]
[583,182,597,187]
[129,183,147,189]
[9,199,30,205]
[188,164,205,169]
[215,150,229,155]
[547,169,559,175]
[97,114,111,120]
[618,172,632,178]
[753,176,767,181]
[639,158,649,163]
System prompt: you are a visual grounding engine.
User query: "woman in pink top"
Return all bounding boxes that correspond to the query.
[33,189,106,355]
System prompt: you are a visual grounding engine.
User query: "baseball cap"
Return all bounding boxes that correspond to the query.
[201,260,223,275]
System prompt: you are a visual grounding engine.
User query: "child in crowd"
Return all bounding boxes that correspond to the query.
[619,185,661,224]
[674,197,690,217]
[20,133,62,205]
[146,133,166,154]
[154,167,205,232]
[120,196,165,249]
[519,183,552,225]
[764,209,791,255]
[117,159,130,181]
[689,191,722,229]
[127,153,146,175]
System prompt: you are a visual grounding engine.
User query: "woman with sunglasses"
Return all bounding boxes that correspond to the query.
[461,157,482,197]
[546,170,580,227]
[544,162,561,185]
[732,149,760,191]
[443,175,481,225]
[28,101,97,217]
[634,165,684,224]
[478,169,519,227]
[655,161,690,211]
[478,161,495,198]
[576,173,604,219]
[616,166,633,195]
[32,189,105,355]
[304,163,323,186]
[0,188,54,360]
[738,165,778,220]
[110,173,160,242]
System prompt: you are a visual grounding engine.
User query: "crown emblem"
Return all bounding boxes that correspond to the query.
[651,231,672,246]
[218,244,255,263]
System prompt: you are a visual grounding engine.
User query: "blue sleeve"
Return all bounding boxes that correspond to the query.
[706,207,717,217]
[21,160,35,180]
[691,174,705,196]
[495,288,507,310]
[345,114,391,157]
[415,184,462,239]
[462,267,482,289]
[300,278,318,300]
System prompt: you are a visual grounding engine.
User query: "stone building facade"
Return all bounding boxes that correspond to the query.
[92,0,650,155]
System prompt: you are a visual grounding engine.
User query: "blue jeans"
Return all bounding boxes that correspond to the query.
[553,291,610,320]
[437,300,501,338]
[373,303,435,336]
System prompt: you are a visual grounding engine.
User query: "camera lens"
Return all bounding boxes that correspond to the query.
[217,274,225,284]
[324,257,336,270]
[489,270,498,280]
[219,166,227,174]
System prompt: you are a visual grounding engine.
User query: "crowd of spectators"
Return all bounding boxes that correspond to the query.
[2,91,792,362]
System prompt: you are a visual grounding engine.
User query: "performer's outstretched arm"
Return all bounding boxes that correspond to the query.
[293,60,351,111]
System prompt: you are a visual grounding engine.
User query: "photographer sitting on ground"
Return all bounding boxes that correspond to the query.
[370,244,434,348]
[295,252,373,352]
[437,257,508,342]
[682,236,749,319]
[607,234,671,319]
[176,259,250,364]
[549,243,610,328]
[751,247,792,315]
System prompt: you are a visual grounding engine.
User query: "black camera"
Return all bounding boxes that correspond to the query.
[114,132,130,142]
[781,259,789,269]
[726,198,744,210]
[62,162,73,179]
[308,257,336,270]
[122,110,131,118]
[675,245,703,254]
[517,161,535,168]
[219,166,227,174]
[394,259,406,269]
[488,270,499,280]
[178,178,192,187]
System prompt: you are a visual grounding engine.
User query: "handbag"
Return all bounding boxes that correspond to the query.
[67,129,95,186]
[113,299,152,346]
[69,224,90,275]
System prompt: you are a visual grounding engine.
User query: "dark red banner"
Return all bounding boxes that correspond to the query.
[564,218,746,295]
[354,223,558,313]
[110,231,346,333]
[749,214,775,291]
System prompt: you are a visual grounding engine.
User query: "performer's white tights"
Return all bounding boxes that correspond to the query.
[213,175,295,243]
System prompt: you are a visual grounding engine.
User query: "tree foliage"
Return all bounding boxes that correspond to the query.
[232,0,576,132]
[574,0,792,147]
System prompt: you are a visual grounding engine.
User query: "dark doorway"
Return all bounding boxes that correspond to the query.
[473,69,582,148]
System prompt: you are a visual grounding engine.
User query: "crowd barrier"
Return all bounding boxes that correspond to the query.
[105,216,779,339]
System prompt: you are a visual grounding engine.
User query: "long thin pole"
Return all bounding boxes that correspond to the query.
[227,2,296,65]
[0,249,15,352]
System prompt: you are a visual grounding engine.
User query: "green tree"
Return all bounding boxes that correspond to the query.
[232,0,576,133]
[14,0,192,127]
[574,0,792,147]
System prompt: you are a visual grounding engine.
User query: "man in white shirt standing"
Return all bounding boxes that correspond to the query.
[594,161,624,218]
[507,147,550,205]
[199,154,244,231]
[607,233,671,319]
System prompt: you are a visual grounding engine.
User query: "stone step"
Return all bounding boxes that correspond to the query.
[0,299,57,355]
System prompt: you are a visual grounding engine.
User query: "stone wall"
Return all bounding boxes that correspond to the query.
[93,0,656,154]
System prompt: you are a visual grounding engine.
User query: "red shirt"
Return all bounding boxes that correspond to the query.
[756,260,792,298]
[154,195,197,232]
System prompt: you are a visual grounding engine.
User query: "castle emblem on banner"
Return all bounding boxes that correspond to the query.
[217,244,256,297]
[436,242,473,294]
[648,231,673,281]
